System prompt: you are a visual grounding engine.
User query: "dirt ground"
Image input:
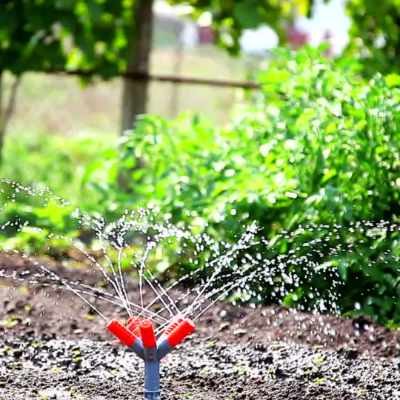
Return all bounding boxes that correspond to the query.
[0,253,400,400]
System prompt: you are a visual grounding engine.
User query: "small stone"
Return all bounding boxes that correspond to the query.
[345,349,359,360]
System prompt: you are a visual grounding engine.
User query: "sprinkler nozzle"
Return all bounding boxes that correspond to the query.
[107,319,138,347]
[167,318,195,347]
[126,316,142,337]
[107,317,195,399]
[139,319,157,349]
[163,316,183,336]
[156,316,183,346]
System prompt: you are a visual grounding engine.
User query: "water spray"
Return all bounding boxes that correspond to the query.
[107,316,195,400]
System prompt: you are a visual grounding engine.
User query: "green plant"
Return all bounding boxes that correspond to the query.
[82,46,400,324]
[3,46,400,325]
[1,132,112,206]
[0,133,114,256]
[347,0,400,75]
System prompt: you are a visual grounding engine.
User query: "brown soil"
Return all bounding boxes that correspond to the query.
[0,253,399,400]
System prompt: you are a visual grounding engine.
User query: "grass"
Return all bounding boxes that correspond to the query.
[1,132,108,205]
[4,47,258,140]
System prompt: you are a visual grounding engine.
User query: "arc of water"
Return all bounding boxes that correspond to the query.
[138,243,153,310]
[41,267,169,324]
[53,230,132,318]
[5,247,169,324]
[7,179,400,328]
[140,268,176,318]
[190,267,260,322]
[187,248,244,315]
[186,233,360,321]
[37,263,108,321]
[153,264,256,336]
[58,281,168,324]
[76,281,169,323]
[143,268,181,315]
[58,285,165,323]
[174,233,260,319]
[130,239,182,321]
[90,214,182,320]
[116,246,132,316]
[139,237,259,323]
[0,263,168,325]
[96,228,132,317]
[108,214,140,318]
[64,278,169,323]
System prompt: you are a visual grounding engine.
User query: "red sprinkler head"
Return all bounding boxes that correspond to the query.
[107,319,138,347]
[162,316,183,337]
[126,316,142,337]
[139,319,157,348]
[107,316,196,400]
[167,318,196,347]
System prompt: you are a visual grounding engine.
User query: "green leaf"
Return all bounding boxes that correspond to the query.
[233,0,264,29]
[386,74,400,87]
[81,160,104,187]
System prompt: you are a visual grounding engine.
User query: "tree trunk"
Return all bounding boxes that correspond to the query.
[170,22,183,119]
[120,0,154,134]
[0,70,3,166]
[0,70,3,115]
[0,71,21,166]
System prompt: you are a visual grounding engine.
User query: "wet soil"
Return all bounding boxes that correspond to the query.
[0,253,400,399]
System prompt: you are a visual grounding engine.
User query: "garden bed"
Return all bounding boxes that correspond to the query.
[0,253,399,399]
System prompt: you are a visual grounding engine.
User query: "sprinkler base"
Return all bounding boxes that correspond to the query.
[107,317,195,400]
[144,390,161,400]
[144,359,160,400]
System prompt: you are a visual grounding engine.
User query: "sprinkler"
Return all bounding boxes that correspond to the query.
[107,316,195,400]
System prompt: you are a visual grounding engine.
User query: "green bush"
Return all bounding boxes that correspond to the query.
[1,132,112,207]
[0,132,115,255]
[82,46,400,324]
[3,46,400,325]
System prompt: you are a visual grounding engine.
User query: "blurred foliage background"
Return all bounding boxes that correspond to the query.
[2,1,400,326]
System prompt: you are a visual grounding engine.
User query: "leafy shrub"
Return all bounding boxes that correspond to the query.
[3,46,400,325]
[0,133,115,255]
[1,132,112,207]
[83,46,400,324]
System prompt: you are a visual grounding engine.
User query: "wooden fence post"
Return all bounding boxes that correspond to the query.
[121,0,154,134]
